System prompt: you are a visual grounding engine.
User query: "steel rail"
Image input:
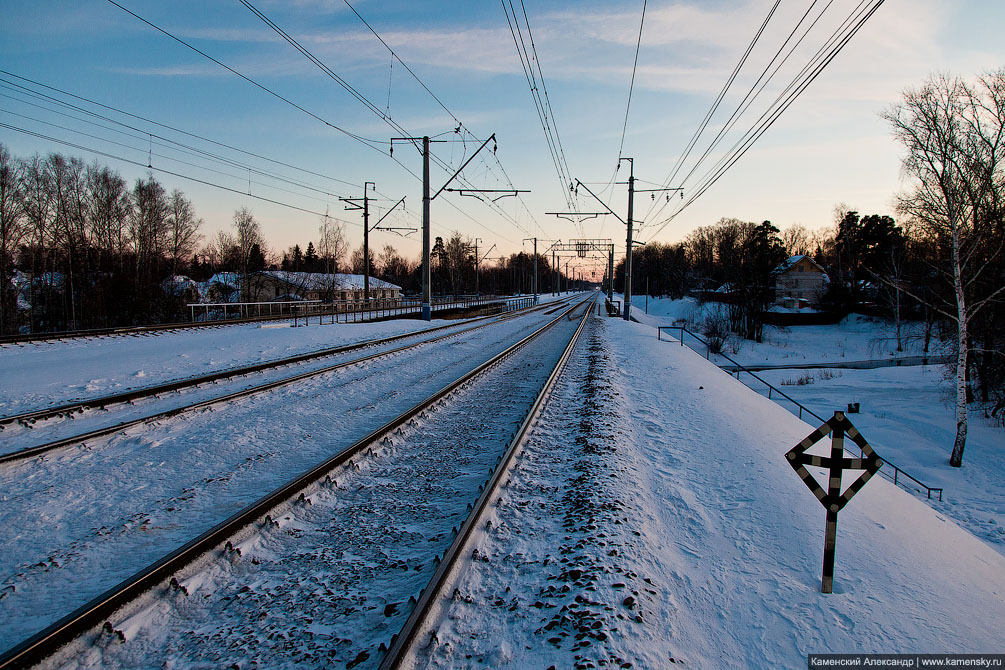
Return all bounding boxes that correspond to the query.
[380,293,597,669]
[0,295,592,670]
[0,301,563,466]
[0,296,521,345]
[2,297,571,429]
[0,314,509,430]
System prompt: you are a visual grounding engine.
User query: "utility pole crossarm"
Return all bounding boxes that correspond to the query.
[546,212,604,223]
[447,188,530,202]
[574,179,626,225]
[431,133,496,201]
[371,196,407,231]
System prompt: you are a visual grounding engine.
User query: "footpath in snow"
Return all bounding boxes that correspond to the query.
[430,314,1004,668]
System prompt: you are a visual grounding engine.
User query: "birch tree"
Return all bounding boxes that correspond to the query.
[883,70,1005,467]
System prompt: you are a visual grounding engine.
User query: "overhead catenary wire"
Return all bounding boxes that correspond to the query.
[640,0,780,223]
[105,0,387,151]
[0,69,362,191]
[2,106,359,208]
[342,0,462,129]
[641,0,822,227]
[0,121,359,225]
[616,0,647,163]
[0,82,355,203]
[104,0,530,244]
[237,0,537,240]
[642,0,886,243]
[501,0,577,232]
[665,0,827,195]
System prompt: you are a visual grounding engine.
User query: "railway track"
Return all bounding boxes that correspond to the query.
[381,296,594,670]
[0,296,527,346]
[0,293,596,669]
[0,299,569,465]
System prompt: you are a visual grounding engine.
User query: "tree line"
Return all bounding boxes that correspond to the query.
[0,144,579,333]
[1,147,203,332]
[615,70,1005,465]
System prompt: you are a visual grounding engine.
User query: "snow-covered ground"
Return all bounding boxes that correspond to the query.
[629,295,1004,557]
[0,302,575,651]
[52,305,587,670]
[630,294,937,366]
[0,293,574,417]
[2,292,1000,668]
[426,314,1004,668]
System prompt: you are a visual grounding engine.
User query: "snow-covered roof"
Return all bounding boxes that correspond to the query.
[208,272,240,289]
[161,275,197,296]
[773,254,827,276]
[259,271,400,291]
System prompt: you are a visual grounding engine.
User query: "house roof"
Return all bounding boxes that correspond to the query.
[259,271,401,291]
[773,254,827,276]
[207,272,240,288]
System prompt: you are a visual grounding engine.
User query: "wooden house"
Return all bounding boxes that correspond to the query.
[772,255,829,308]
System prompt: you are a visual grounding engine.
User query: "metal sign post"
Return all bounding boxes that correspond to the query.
[786,411,883,593]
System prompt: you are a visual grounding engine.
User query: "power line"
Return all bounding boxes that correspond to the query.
[104,0,529,243]
[502,0,576,228]
[238,0,537,239]
[643,0,886,242]
[616,0,647,162]
[105,0,387,151]
[0,81,353,203]
[0,121,360,225]
[2,106,354,208]
[0,69,361,191]
[342,0,462,128]
[641,0,780,222]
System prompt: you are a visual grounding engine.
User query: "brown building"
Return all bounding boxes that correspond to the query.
[773,255,829,308]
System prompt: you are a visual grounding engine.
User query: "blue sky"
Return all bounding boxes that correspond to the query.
[2,0,1003,277]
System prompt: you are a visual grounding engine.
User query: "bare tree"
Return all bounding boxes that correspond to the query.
[130,174,169,283]
[85,163,131,266]
[883,70,1005,466]
[378,243,410,288]
[781,224,812,257]
[0,145,27,334]
[21,154,57,331]
[232,207,266,300]
[167,189,202,276]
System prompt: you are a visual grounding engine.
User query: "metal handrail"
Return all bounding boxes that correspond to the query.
[657,325,943,501]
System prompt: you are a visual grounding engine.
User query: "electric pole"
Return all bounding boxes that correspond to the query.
[553,247,558,296]
[523,237,538,304]
[575,169,682,322]
[421,137,431,320]
[340,182,376,302]
[622,158,634,322]
[465,239,494,298]
[473,238,480,298]
[392,133,514,321]
[608,243,615,304]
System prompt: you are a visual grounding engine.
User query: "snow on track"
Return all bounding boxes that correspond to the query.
[418,316,663,669]
[0,306,571,652]
[0,318,458,418]
[0,318,492,457]
[45,303,587,669]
